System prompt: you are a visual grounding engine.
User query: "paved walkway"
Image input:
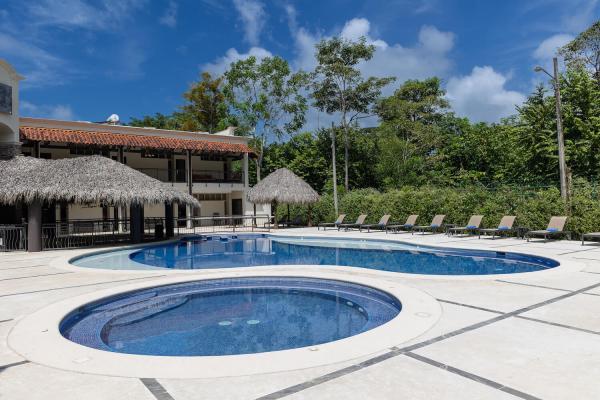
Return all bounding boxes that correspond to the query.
[1,228,600,399]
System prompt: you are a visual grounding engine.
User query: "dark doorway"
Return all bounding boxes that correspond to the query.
[175,159,186,183]
[232,199,242,224]
[177,204,187,227]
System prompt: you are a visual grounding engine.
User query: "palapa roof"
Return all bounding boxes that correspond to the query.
[0,155,200,207]
[247,168,320,205]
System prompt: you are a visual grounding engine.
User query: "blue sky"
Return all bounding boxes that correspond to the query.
[1,0,598,127]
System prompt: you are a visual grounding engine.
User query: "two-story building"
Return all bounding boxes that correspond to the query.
[0,59,267,227]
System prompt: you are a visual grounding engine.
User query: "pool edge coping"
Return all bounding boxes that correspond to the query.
[49,232,585,282]
[7,270,441,379]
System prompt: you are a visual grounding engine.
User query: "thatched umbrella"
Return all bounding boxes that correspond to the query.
[0,155,199,251]
[0,155,199,207]
[247,168,320,227]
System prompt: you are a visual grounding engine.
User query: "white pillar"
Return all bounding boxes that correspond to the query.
[243,152,249,188]
[186,205,193,229]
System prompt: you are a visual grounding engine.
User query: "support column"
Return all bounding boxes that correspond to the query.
[170,151,176,186]
[130,204,144,244]
[186,150,193,229]
[187,150,193,195]
[33,141,41,158]
[165,203,174,238]
[243,152,249,188]
[27,200,42,252]
[118,147,126,233]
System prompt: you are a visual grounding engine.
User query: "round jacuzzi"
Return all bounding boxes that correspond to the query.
[60,277,402,356]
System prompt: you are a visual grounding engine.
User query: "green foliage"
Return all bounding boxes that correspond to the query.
[374,77,450,187]
[262,132,330,192]
[181,72,233,133]
[281,185,600,236]
[224,55,310,179]
[129,112,189,130]
[312,35,394,189]
[559,20,600,82]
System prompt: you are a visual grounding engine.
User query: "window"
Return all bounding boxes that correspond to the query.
[70,145,96,155]
[194,193,226,201]
[141,149,168,159]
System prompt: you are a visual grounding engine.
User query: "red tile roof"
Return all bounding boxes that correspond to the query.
[20,126,253,154]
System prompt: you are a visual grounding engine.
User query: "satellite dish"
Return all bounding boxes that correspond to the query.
[106,114,120,124]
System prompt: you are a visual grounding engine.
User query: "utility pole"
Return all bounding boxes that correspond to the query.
[534,57,568,202]
[331,122,339,216]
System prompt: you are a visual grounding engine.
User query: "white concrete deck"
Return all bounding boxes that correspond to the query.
[2,228,600,399]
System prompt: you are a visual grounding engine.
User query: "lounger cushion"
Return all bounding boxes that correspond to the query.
[431,224,439,228]
[547,227,558,232]
[466,225,477,229]
[498,226,510,230]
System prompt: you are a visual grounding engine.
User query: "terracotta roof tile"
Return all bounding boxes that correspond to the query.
[20,126,253,155]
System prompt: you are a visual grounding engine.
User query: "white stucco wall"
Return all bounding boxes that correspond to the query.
[0,60,22,145]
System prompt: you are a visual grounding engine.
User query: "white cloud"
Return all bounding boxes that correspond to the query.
[233,0,266,46]
[21,101,75,120]
[201,46,272,75]
[289,19,454,89]
[446,66,526,122]
[533,33,574,60]
[159,1,178,28]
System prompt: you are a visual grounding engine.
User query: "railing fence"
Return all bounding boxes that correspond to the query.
[0,225,27,252]
[2,215,272,251]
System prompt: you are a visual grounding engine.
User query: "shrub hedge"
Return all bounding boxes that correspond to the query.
[277,183,600,237]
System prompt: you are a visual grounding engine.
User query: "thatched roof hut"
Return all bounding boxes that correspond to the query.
[0,155,199,207]
[247,168,319,227]
[247,168,320,205]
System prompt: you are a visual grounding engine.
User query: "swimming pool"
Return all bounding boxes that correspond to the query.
[60,277,401,356]
[85,233,560,275]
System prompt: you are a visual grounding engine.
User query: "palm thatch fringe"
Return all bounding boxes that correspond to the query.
[0,155,199,207]
[247,168,320,205]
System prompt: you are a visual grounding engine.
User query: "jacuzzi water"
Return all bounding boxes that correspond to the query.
[87,234,562,275]
[60,277,401,356]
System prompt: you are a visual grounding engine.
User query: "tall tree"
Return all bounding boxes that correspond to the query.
[312,36,394,191]
[559,21,600,83]
[224,56,310,181]
[374,78,449,187]
[181,72,232,133]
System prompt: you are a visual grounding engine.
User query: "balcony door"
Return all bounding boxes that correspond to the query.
[168,159,187,183]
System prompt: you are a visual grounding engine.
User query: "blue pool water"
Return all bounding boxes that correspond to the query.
[60,277,401,356]
[122,234,559,275]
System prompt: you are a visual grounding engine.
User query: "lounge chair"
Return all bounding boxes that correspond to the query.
[360,215,391,232]
[479,216,516,239]
[386,215,419,234]
[582,232,600,245]
[280,216,303,228]
[338,214,367,231]
[412,215,446,235]
[526,216,570,242]
[318,214,346,230]
[448,215,483,236]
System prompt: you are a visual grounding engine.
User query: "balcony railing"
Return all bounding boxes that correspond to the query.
[135,168,243,184]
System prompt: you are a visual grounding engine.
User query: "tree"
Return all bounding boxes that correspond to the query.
[374,78,449,187]
[312,36,394,191]
[559,21,600,83]
[224,56,310,181]
[129,112,190,130]
[181,72,233,133]
[262,132,330,192]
